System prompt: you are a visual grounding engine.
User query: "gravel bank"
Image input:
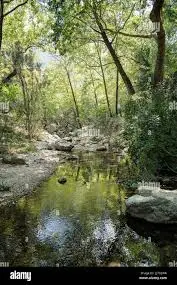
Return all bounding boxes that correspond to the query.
[0,149,66,206]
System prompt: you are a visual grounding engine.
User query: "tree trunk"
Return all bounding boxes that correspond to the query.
[19,73,32,139]
[90,70,98,107]
[93,8,135,95]
[150,0,165,86]
[66,68,82,128]
[96,44,112,117]
[115,68,119,115]
[0,0,4,51]
[75,166,80,181]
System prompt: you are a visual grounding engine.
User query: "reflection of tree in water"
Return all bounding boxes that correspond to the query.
[81,166,92,183]
[0,203,58,266]
[53,217,117,266]
[0,203,31,266]
[0,153,168,267]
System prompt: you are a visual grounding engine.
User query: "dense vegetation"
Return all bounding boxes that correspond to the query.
[0,0,177,180]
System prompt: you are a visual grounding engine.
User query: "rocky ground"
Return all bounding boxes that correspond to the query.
[0,126,124,206]
[1,126,177,224]
[0,149,64,206]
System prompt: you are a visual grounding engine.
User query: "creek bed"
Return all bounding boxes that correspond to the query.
[0,152,176,267]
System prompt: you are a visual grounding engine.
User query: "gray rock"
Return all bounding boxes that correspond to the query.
[46,123,57,134]
[126,187,177,223]
[47,143,54,150]
[66,155,79,161]
[0,183,10,191]
[63,137,72,142]
[96,145,107,151]
[2,155,26,165]
[90,136,102,142]
[54,142,74,152]
[136,186,158,197]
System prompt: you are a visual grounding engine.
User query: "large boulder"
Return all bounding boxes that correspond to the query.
[126,186,177,224]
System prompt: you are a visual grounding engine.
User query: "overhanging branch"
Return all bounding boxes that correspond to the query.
[2,68,17,83]
[3,0,28,18]
[118,31,153,39]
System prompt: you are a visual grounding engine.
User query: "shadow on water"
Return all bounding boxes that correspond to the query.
[0,152,177,267]
[126,216,177,267]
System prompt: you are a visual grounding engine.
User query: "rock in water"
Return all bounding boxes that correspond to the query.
[58,177,67,184]
[126,186,177,224]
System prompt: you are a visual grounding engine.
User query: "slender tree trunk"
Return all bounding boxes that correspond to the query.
[19,72,32,139]
[0,0,4,51]
[75,166,80,181]
[65,68,82,128]
[93,8,135,95]
[150,0,165,87]
[108,167,112,181]
[115,68,119,115]
[96,44,112,117]
[90,70,98,107]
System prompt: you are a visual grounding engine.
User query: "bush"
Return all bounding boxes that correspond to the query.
[124,81,177,179]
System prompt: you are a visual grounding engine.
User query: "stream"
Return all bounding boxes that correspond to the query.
[0,152,177,267]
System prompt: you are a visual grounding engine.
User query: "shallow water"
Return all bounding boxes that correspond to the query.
[0,152,177,267]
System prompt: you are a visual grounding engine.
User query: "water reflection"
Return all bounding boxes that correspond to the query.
[0,152,176,266]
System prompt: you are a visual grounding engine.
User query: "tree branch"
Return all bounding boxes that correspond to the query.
[2,68,17,83]
[118,31,153,39]
[120,4,135,31]
[3,0,28,18]
[111,4,135,44]
[75,16,101,34]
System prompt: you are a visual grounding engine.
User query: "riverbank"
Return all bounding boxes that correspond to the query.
[0,128,124,206]
[0,149,65,206]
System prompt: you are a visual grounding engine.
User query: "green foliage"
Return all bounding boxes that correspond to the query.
[0,0,177,182]
[124,81,177,179]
